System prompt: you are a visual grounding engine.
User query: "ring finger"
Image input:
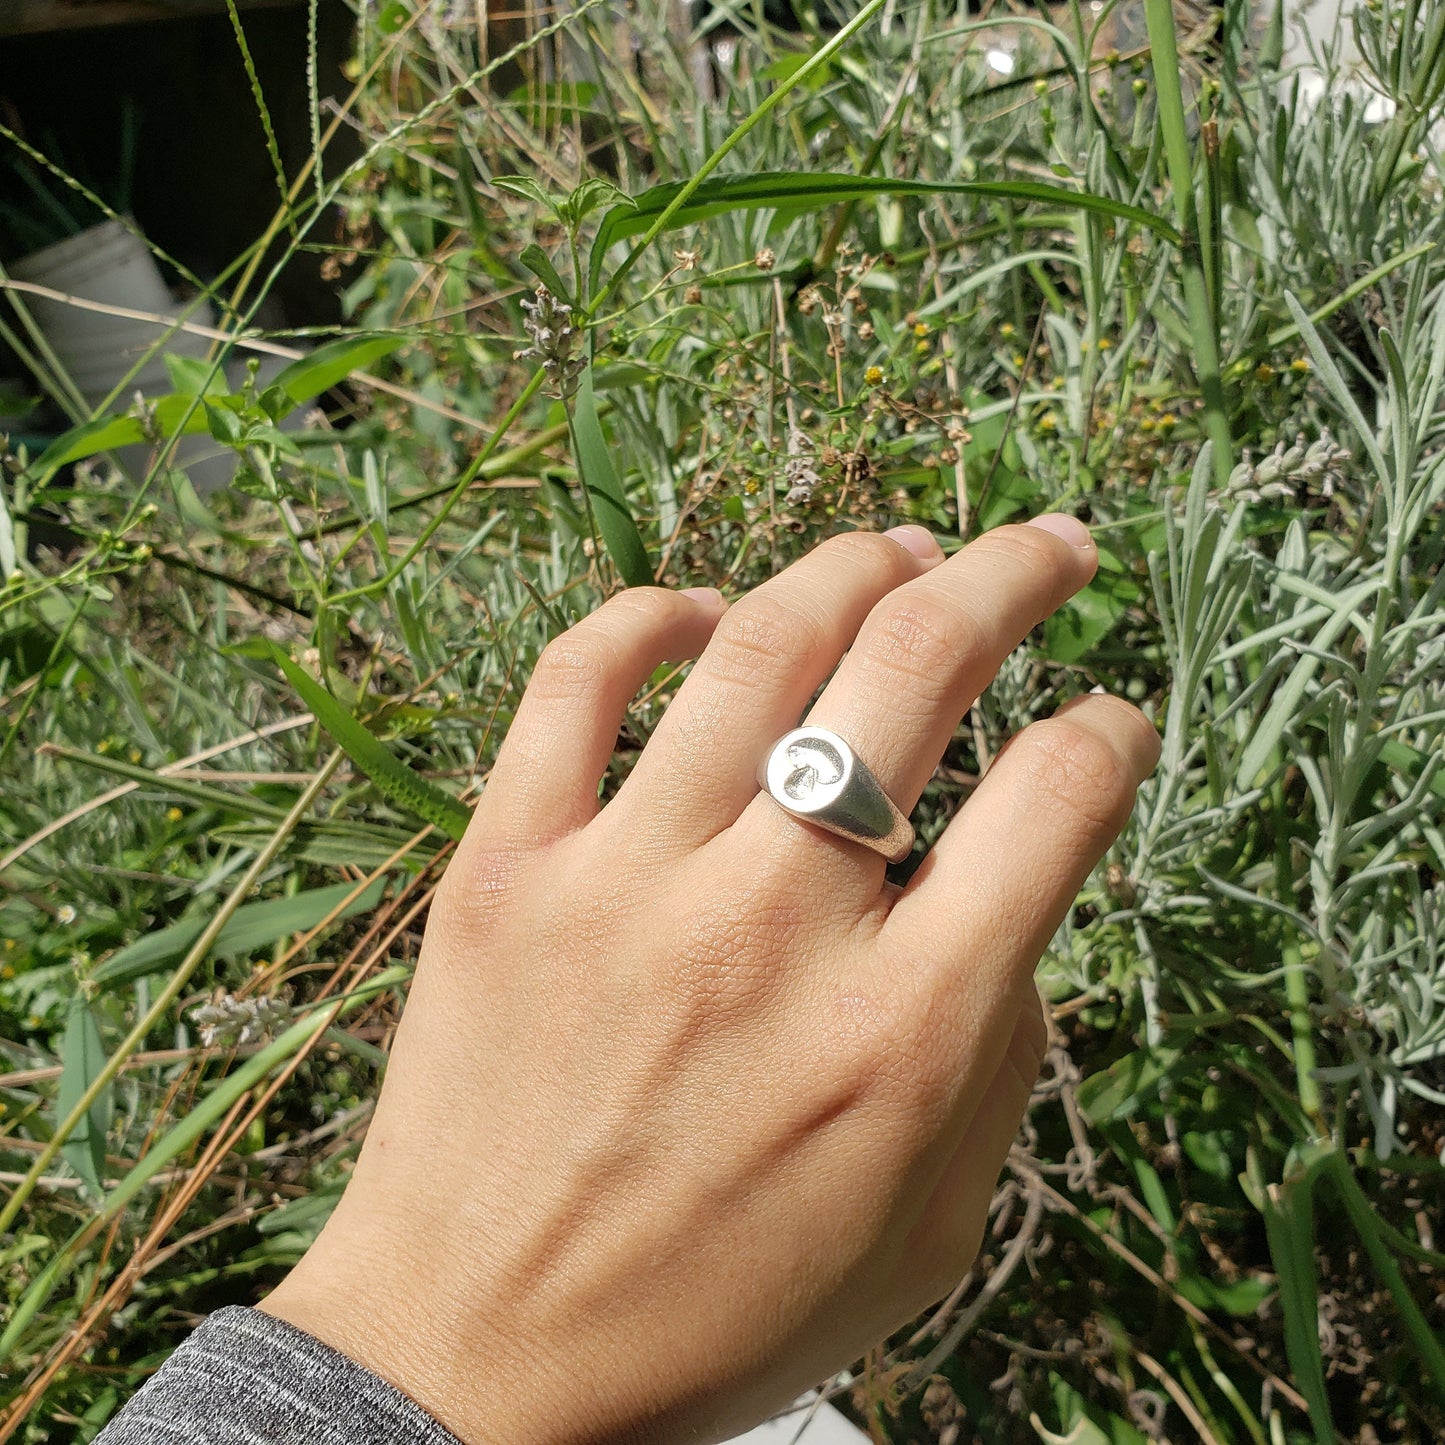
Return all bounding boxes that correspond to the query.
[738,514,1098,882]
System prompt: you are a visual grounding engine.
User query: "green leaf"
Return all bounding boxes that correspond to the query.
[95,878,389,987]
[269,335,408,406]
[1261,1167,1337,1443]
[1044,571,1136,663]
[568,366,652,588]
[1178,1271,1274,1318]
[56,998,112,1199]
[29,415,151,475]
[164,354,227,396]
[26,391,237,480]
[518,243,572,302]
[590,172,1181,298]
[1039,1374,1150,1445]
[1076,1047,1182,1126]
[493,174,562,215]
[561,176,635,229]
[205,401,244,446]
[270,647,473,840]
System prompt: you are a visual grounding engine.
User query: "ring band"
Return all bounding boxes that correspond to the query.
[758,726,915,863]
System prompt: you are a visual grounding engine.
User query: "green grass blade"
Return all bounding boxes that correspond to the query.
[95,878,389,987]
[591,173,1181,290]
[1322,1151,1445,1400]
[270,335,408,406]
[0,968,407,1360]
[225,0,293,234]
[1261,1172,1337,1443]
[55,998,112,1199]
[569,366,653,588]
[270,647,472,841]
[1143,0,1232,486]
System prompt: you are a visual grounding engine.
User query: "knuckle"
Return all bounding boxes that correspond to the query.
[986,523,1070,571]
[704,600,826,687]
[863,598,987,686]
[599,586,678,630]
[1014,718,1137,833]
[431,836,527,937]
[817,528,908,575]
[528,630,616,701]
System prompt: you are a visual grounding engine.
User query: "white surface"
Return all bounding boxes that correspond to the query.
[723,1395,870,1444]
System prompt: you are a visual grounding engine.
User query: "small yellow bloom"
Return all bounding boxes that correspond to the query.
[1290,357,1311,373]
[1,964,15,979]
[1000,322,1016,338]
[1256,362,1276,381]
[1039,413,1058,432]
[864,366,884,386]
[166,806,184,823]
[913,322,929,338]
[1097,338,1113,351]
[1159,412,1178,428]
[129,748,142,764]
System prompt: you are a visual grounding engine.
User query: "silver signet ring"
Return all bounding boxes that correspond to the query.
[758,726,915,863]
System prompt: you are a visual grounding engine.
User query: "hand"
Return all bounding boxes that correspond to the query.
[260,518,1160,1444]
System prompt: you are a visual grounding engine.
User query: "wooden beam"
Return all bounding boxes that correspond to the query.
[0,0,305,39]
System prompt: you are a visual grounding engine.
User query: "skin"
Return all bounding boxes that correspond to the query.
[260,516,1161,1444]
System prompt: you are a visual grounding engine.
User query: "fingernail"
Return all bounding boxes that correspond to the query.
[883,524,942,561]
[680,586,726,607]
[1025,512,1093,549]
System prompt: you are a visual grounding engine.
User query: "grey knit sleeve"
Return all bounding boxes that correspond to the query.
[95,1306,466,1445]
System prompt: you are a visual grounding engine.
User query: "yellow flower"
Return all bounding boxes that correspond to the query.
[1291,357,1311,373]
[166,806,184,823]
[1256,363,1275,381]
[913,322,930,338]
[1000,322,1016,338]
[1039,413,1058,432]
[1097,338,1113,351]
[864,366,884,386]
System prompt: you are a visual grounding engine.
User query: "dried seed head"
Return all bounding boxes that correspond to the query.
[513,285,586,399]
[190,993,294,1050]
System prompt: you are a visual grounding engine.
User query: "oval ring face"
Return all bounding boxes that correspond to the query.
[764,727,854,815]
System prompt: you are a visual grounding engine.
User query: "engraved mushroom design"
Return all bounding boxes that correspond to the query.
[782,737,845,802]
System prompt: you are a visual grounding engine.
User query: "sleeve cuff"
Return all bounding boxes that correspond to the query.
[96,1305,466,1445]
